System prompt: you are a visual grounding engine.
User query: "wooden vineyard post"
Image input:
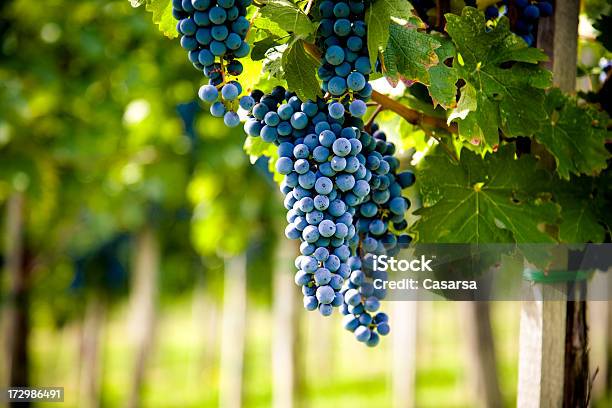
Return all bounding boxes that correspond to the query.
[272,233,302,408]
[127,225,160,408]
[219,254,247,408]
[391,301,417,408]
[517,1,586,407]
[3,192,30,396]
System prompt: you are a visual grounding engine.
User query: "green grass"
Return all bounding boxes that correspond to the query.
[24,298,607,408]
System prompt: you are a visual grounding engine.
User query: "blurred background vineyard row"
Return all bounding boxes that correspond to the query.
[0,0,610,407]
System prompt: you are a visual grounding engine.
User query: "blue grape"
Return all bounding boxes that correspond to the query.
[354,326,371,342]
[349,100,367,117]
[304,296,318,311]
[199,84,219,102]
[221,83,239,100]
[333,19,351,36]
[325,45,345,65]
[223,111,240,127]
[485,6,499,19]
[328,76,347,95]
[316,286,335,304]
[210,101,226,117]
[347,72,366,91]
[239,95,255,110]
[523,5,540,20]
[329,102,345,119]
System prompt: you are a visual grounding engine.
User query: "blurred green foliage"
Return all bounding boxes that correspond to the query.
[0,0,280,321]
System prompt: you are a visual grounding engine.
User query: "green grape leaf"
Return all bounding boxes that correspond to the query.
[282,40,322,101]
[243,136,275,163]
[366,0,419,68]
[252,37,285,61]
[382,24,440,86]
[260,0,316,39]
[446,8,551,149]
[534,88,611,179]
[253,17,291,38]
[426,36,459,108]
[553,176,606,243]
[243,137,282,182]
[140,0,178,39]
[262,47,285,79]
[413,146,559,243]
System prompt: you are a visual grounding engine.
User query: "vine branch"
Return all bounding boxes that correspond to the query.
[365,104,383,132]
[369,90,455,133]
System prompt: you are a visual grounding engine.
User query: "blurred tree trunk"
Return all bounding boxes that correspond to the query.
[126,225,159,408]
[272,237,302,408]
[193,271,219,377]
[78,294,106,408]
[391,301,417,408]
[461,301,503,408]
[3,192,30,404]
[219,254,247,408]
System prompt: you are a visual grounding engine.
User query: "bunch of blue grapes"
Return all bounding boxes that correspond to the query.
[485,0,553,46]
[354,123,415,256]
[338,124,415,346]
[316,0,373,100]
[243,86,377,316]
[340,255,391,346]
[172,0,252,127]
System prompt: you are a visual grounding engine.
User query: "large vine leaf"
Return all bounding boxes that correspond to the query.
[553,176,607,243]
[534,88,611,179]
[413,146,560,244]
[260,0,316,39]
[131,0,178,39]
[252,17,291,38]
[445,8,551,149]
[426,35,459,108]
[282,39,322,102]
[366,0,417,68]
[243,136,282,182]
[382,24,440,86]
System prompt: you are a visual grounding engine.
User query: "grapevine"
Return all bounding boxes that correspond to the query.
[147,0,612,347]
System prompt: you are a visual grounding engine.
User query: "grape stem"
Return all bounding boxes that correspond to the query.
[304,0,315,15]
[245,11,260,41]
[364,104,383,132]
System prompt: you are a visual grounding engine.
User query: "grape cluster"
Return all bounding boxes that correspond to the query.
[338,125,415,346]
[316,0,373,100]
[243,87,378,316]
[354,124,415,256]
[340,255,390,346]
[173,0,252,127]
[484,0,553,47]
[168,0,421,346]
[513,0,553,46]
